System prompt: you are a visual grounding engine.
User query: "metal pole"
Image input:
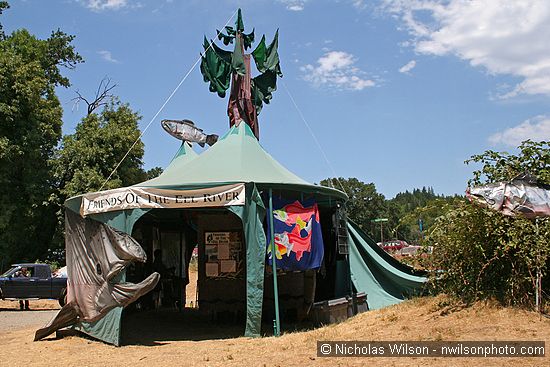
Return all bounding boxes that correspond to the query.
[535,219,542,313]
[179,227,184,312]
[268,188,281,336]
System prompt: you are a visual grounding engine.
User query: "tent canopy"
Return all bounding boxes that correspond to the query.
[137,122,347,199]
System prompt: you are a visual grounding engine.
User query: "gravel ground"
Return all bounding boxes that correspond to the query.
[0,300,59,332]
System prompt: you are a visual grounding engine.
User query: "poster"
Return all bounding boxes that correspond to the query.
[204,231,242,277]
[218,244,230,260]
[206,262,219,277]
[220,260,237,273]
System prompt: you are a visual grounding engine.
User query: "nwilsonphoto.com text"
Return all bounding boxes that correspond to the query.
[317,341,545,358]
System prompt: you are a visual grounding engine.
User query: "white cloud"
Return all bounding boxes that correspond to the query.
[84,0,127,11]
[301,51,375,91]
[98,50,120,63]
[277,0,308,11]
[383,0,550,98]
[399,59,416,74]
[352,0,366,10]
[489,116,550,146]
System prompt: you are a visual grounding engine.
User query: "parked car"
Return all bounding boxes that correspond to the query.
[0,263,67,307]
[378,240,409,253]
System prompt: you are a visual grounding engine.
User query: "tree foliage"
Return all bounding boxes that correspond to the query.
[387,187,459,243]
[0,11,82,266]
[320,178,457,243]
[0,1,9,39]
[54,99,145,200]
[146,166,163,180]
[425,140,550,306]
[321,177,388,241]
[396,196,465,244]
[47,99,146,257]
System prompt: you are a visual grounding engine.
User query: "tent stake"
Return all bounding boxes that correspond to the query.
[269,188,281,336]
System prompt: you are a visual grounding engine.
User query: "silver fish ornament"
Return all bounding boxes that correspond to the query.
[161,119,218,147]
[466,175,550,219]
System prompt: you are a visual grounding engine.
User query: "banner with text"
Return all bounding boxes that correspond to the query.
[80,184,246,216]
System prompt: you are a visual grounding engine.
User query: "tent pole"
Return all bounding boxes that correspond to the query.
[179,226,183,312]
[269,188,281,336]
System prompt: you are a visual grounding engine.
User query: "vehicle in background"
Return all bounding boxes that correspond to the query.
[378,240,408,253]
[0,263,67,308]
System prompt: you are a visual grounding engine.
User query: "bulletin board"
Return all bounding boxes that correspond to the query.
[204,231,243,278]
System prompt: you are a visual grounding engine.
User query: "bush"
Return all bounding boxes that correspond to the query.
[424,202,549,306]
[422,140,550,307]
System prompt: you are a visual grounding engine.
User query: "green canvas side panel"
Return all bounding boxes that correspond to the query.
[72,270,126,346]
[65,196,81,214]
[229,183,266,337]
[74,308,123,345]
[73,208,149,346]
[348,222,426,310]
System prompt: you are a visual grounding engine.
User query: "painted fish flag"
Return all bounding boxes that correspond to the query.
[267,198,324,271]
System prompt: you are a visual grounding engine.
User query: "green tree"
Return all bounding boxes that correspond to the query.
[0,1,9,39]
[425,140,550,306]
[467,140,550,185]
[49,99,146,256]
[54,99,145,201]
[0,5,82,266]
[389,189,462,244]
[396,196,464,244]
[321,177,388,241]
[146,166,163,180]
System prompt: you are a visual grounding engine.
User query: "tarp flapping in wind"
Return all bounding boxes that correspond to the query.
[35,210,159,343]
[347,220,427,310]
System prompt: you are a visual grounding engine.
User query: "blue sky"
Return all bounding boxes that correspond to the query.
[3,0,550,198]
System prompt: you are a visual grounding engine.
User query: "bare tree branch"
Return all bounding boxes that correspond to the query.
[72,77,117,115]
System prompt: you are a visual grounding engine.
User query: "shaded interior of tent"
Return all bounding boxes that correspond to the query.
[124,192,348,333]
[130,194,348,310]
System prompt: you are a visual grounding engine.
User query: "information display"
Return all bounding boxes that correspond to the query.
[204,231,243,278]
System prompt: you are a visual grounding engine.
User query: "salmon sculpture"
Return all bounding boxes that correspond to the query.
[466,173,550,219]
[161,119,218,147]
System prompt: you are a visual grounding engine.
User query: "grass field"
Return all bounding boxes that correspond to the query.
[0,293,548,367]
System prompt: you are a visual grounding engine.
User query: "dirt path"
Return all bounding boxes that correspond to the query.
[0,296,548,366]
[0,300,59,332]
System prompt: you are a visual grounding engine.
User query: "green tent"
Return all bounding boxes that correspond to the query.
[53,121,427,346]
[62,122,347,345]
[347,221,427,309]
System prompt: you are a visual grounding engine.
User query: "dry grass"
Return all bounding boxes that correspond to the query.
[0,294,548,366]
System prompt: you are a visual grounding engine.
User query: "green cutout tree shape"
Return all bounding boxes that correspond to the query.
[200,9,283,140]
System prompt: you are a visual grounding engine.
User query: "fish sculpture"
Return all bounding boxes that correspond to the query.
[466,174,550,218]
[35,210,160,342]
[161,119,218,147]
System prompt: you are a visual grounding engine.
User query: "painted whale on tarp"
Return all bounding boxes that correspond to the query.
[35,210,159,341]
[466,173,550,218]
[161,119,218,147]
